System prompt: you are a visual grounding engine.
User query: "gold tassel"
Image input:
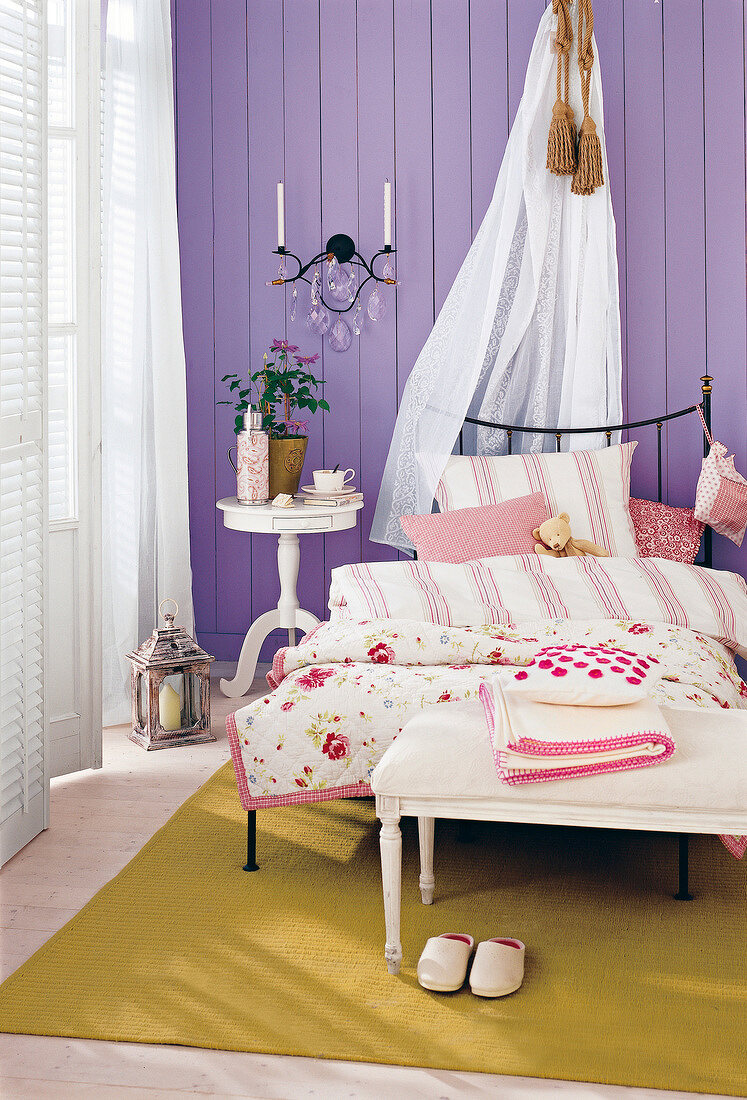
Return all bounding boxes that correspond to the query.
[547,101,578,176]
[547,0,576,176]
[571,115,604,195]
[571,0,605,196]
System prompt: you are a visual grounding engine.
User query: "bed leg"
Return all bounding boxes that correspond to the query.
[243,811,259,872]
[674,833,692,901]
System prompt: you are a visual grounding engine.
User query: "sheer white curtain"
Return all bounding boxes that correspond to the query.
[372,2,622,552]
[102,0,194,724]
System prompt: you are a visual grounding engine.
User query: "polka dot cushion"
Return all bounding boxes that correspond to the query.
[501,643,662,705]
[628,498,704,564]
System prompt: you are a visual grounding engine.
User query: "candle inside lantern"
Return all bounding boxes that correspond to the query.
[383,179,392,248]
[159,683,181,731]
[277,180,285,250]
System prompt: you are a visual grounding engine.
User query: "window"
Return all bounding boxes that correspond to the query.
[46,0,100,524]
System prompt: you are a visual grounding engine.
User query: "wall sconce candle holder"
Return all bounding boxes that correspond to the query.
[268,181,397,350]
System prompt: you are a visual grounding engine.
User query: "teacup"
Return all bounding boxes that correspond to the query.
[313,468,355,492]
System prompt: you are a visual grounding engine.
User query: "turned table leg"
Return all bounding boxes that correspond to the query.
[220,533,320,698]
[418,816,435,904]
[378,796,403,975]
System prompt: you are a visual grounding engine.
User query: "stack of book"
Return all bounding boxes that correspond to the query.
[295,491,363,508]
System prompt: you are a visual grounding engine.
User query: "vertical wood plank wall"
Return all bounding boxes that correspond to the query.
[174,0,747,661]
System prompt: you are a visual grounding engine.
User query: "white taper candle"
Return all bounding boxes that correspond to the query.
[277,180,285,249]
[384,179,392,248]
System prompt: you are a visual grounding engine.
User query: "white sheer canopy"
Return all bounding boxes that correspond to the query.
[102,0,194,724]
[372,2,622,552]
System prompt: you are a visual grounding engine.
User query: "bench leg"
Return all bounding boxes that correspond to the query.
[378,798,403,975]
[418,816,435,905]
[674,832,693,901]
[243,811,259,872]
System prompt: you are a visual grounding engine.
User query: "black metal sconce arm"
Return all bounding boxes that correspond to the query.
[271,233,396,316]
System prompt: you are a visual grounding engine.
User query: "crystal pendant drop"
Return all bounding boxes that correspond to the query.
[327,260,356,302]
[310,267,321,306]
[277,256,287,280]
[290,284,297,322]
[367,286,386,322]
[383,257,396,283]
[352,301,362,336]
[306,304,329,336]
[328,317,352,352]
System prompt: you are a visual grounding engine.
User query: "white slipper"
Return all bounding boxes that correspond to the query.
[417,933,475,992]
[469,937,525,998]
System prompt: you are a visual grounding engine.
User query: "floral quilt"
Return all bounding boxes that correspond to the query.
[227,617,747,817]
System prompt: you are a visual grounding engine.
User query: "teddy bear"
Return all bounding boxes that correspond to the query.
[533,512,610,558]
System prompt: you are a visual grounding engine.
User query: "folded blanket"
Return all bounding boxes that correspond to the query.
[479,678,675,785]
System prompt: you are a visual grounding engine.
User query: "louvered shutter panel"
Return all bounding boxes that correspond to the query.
[1,0,48,865]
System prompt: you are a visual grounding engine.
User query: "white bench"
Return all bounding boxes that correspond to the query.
[370,702,747,975]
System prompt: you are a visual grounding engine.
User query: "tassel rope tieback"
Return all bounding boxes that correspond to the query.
[547,0,576,175]
[571,0,604,195]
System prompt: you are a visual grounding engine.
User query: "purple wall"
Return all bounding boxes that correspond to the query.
[173,0,747,661]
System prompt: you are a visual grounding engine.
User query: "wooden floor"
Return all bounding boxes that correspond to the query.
[0,673,729,1100]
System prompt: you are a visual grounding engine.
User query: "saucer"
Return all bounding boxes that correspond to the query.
[301,485,357,497]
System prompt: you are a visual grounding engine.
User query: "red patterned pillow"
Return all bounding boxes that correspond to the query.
[500,643,662,705]
[629,498,704,564]
[400,493,548,563]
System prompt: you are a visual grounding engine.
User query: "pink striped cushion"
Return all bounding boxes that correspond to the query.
[629,498,704,564]
[399,493,548,563]
[435,442,639,557]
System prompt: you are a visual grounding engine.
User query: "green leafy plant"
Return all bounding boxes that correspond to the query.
[219,340,329,436]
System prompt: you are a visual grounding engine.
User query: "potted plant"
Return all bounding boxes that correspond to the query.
[220,340,329,495]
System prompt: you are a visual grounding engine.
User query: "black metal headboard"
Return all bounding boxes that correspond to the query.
[458,375,714,568]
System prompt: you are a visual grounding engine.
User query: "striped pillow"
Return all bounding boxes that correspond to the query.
[400,493,548,563]
[435,442,638,558]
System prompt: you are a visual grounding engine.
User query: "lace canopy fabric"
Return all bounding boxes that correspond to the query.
[372,2,622,552]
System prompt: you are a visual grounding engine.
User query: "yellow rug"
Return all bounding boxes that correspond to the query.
[1,762,745,1094]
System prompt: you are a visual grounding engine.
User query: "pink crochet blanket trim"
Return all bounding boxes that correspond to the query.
[478,683,743,859]
[226,711,372,811]
[479,683,675,781]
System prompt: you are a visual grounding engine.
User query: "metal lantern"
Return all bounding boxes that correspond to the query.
[126,599,215,750]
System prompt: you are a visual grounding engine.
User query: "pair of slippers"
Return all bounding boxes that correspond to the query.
[417,933,525,997]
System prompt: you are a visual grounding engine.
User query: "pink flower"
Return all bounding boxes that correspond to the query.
[296,666,336,691]
[628,624,652,636]
[514,670,529,681]
[272,339,299,352]
[322,730,350,760]
[368,642,395,664]
[588,668,603,679]
[296,353,320,365]
[626,676,642,685]
[437,691,452,702]
[281,700,294,711]
[551,667,568,677]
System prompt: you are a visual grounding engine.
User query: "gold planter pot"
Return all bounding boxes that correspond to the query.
[268,436,308,496]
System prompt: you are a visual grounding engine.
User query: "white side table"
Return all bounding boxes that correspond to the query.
[216,497,363,698]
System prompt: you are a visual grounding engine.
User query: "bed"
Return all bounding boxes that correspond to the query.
[226,376,747,875]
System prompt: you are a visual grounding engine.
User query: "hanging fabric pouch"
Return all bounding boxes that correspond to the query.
[694,406,747,546]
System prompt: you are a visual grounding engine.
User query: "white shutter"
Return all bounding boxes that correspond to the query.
[1,0,48,864]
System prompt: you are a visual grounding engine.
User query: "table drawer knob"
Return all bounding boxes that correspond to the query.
[273,516,332,532]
